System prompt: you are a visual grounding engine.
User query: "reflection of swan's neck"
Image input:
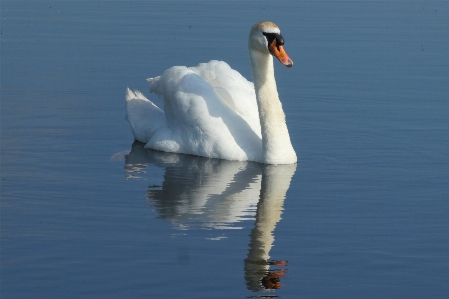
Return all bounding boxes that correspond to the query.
[244,164,297,291]
[246,164,296,262]
[249,50,296,164]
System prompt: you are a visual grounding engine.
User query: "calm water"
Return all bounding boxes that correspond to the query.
[1,1,448,298]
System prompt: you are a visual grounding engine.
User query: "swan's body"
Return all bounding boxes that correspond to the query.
[126,21,297,164]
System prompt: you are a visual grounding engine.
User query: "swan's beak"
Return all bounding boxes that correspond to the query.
[269,40,293,68]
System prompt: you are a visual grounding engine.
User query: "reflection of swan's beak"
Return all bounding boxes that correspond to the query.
[269,40,293,68]
[261,268,287,290]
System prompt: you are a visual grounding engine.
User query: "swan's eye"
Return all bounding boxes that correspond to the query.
[263,32,285,50]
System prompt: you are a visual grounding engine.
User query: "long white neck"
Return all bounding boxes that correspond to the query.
[249,50,297,164]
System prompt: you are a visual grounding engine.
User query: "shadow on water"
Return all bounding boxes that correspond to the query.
[124,141,297,294]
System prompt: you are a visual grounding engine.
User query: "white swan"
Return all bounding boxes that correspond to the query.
[126,21,297,164]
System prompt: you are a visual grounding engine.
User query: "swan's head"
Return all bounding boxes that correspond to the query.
[249,21,293,68]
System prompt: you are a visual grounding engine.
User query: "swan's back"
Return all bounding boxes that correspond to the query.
[188,61,261,133]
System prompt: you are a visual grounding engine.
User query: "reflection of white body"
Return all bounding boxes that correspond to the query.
[126,21,296,164]
[124,142,295,232]
[156,160,262,229]
[124,142,261,229]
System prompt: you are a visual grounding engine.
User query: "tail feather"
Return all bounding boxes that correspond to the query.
[125,88,165,144]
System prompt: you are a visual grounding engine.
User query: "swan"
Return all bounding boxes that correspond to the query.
[126,21,297,164]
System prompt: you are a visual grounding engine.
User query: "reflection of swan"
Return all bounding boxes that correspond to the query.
[124,141,296,291]
[125,21,296,164]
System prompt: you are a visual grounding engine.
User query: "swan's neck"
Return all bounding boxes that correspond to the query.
[249,50,297,164]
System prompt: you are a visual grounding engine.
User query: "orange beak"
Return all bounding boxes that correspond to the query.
[269,39,293,68]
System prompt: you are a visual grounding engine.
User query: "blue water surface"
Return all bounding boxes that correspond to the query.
[1,1,448,298]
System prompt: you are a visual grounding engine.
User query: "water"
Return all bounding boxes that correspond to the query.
[1,1,448,298]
